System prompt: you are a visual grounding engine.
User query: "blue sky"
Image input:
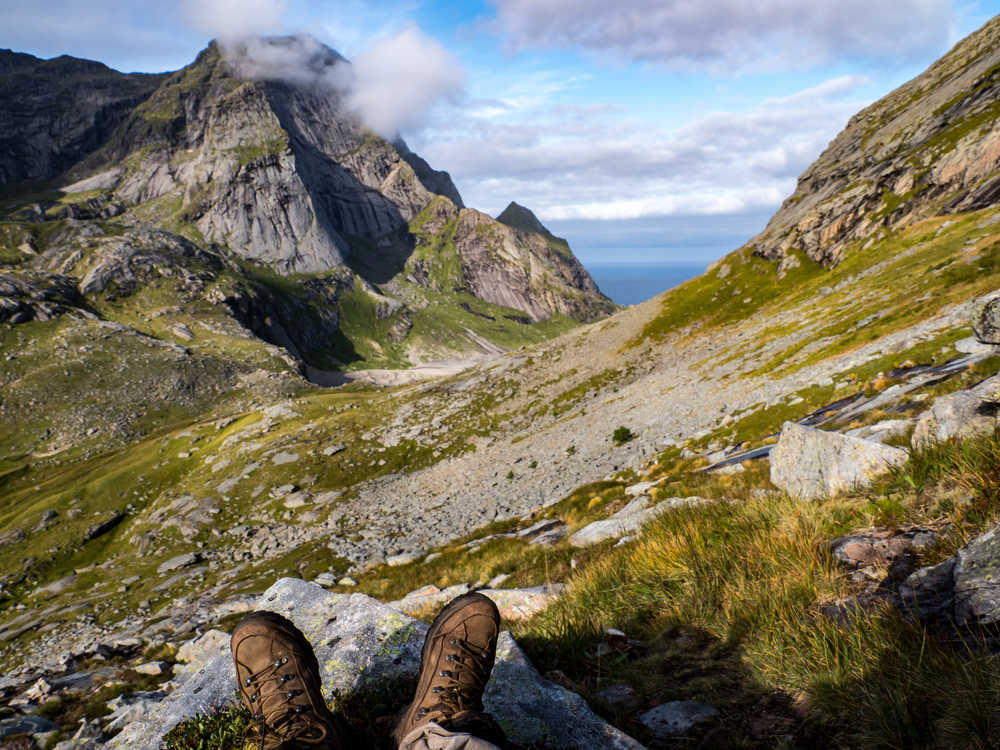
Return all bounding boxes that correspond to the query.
[3,0,999,264]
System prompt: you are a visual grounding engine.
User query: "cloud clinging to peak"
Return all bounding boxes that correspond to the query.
[489,0,957,71]
[222,26,464,138]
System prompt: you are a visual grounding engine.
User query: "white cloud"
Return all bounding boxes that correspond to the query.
[222,26,464,138]
[415,75,871,221]
[345,25,465,137]
[488,0,957,71]
[181,0,289,40]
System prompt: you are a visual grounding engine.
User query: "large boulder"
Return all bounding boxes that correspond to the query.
[972,291,1000,344]
[911,374,1000,449]
[770,422,908,501]
[898,525,1000,627]
[106,578,643,750]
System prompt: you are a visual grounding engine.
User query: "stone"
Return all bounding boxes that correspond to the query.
[171,323,194,341]
[955,336,998,355]
[25,677,52,700]
[624,481,657,497]
[477,584,565,620]
[283,492,309,509]
[770,422,908,501]
[271,451,300,465]
[134,660,170,676]
[639,701,719,738]
[106,578,642,750]
[321,444,346,456]
[488,573,511,588]
[972,291,1000,344]
[898,558,957,622]
[157,553,201,575]
[0,715,56,738]
[954,525,1000,627]
[103,690,170,734]
[31,575,77,598]
[386,553,419,567]
[314,572,337,586]
[516,519,564,540]
[829,528,937,569]
[912,379,1000,449]
[569,497,706,547]
[390,584,471,616]
[844,419,914,444]
[530,526,568,546]
[175,629,229,666]
[269,484,296,499]
[338,576,357,587]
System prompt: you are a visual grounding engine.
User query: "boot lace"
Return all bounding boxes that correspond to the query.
[416,636,491,722]
[242,656,327,749]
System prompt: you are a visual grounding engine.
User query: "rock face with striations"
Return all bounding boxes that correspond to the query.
[745,16,1000,272]
[0,49,166,184]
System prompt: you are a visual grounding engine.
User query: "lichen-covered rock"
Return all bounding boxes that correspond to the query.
[107,578,643,750]
[954,526,1000,627]
[972,291,1000,344]
[898,525,1000,627]
[770,422,908,500]
[912,375,1000,448]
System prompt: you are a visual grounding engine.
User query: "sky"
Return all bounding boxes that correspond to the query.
[3,0,999,264]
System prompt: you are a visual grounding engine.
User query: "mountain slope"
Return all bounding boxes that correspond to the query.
[0,39,615,409]
[748,14,1000,271]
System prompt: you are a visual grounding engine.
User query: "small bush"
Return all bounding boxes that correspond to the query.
[612,426,635,445]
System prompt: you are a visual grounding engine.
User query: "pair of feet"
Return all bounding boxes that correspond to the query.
[231,592,505,749]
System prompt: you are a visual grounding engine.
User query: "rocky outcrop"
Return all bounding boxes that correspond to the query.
[107,577,644,750]
[452,208,614,322]
[911,373,1000,448]
[747,16,1000,270]
[973,290,1000,344]
[899,525,1000,628]
[770,422,908,500]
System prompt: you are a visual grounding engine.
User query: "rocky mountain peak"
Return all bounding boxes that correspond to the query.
[496,201,559,239]
[747,14,1000,272]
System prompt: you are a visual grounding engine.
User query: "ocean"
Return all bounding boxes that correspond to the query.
[584,261,706,306]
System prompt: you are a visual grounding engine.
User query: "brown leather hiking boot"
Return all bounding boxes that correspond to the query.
[231,611,346,750]
[392,592,506,747]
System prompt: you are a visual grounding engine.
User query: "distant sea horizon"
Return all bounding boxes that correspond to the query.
[584,260,707,306]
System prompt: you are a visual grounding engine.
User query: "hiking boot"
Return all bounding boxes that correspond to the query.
[231,611,346,750]
[392,592,506,747]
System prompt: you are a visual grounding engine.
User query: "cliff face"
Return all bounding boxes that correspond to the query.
[748,15,1000,271]
[0,50,166,184]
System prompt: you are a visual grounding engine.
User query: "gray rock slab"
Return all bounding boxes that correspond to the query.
[516,519,565,540]
[912,380,999,449]
[638,700,718,738]
[477,584,565,621]
[569,497,705,547]
[954,525,1000,627]
[107,578,643,750]
[389,584,471,616]
[972,291,1000,344]
[770,422,908,501]
[0,715,57,738]
[157,552,201,575]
